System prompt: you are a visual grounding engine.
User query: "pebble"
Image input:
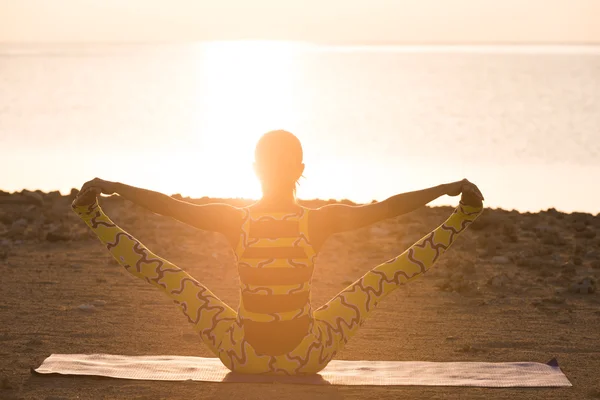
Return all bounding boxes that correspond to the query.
[460,259,476,274]
[489,274,510,287]
[491,256,510,265]
[585,250,599,259]
[78,304,96,312]
[560,262,577,276]
[543,295,566,304]
[9,218,28,235]
[91,299,107,307]
[534,224,554,234]
[541,231,566,246]
[370,226,389,237]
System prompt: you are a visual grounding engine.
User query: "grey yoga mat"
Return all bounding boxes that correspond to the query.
[33,354,572,387]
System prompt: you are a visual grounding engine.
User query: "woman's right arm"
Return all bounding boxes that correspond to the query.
[78,178,242,235]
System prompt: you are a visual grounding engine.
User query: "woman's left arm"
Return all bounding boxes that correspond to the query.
[314,179,483,236]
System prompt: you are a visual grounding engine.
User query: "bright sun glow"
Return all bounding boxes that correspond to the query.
[185,41,305,199]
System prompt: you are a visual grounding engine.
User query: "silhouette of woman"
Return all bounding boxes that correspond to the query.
[73,130,484,375]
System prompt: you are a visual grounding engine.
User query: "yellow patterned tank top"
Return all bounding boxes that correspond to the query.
[234,207,317,356]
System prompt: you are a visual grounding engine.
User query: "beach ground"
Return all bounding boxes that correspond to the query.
[1,193,599,399]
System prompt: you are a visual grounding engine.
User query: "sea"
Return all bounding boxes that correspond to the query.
[1,42,599,213]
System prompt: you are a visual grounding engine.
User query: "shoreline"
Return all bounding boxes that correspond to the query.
[1,188,598,217]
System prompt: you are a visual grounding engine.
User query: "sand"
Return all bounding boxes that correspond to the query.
[1,191,599,399]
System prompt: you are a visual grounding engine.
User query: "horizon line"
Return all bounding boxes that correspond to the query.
[3,188,598,216]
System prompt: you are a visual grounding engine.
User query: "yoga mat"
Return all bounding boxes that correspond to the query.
[33,354,571,387]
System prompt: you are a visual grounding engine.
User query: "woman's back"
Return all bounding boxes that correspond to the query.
[233,205,317,355]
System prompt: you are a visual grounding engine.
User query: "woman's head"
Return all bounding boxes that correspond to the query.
[254,130,305,195]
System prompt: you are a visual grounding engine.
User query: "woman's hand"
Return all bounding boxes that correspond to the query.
[79,178,117,196]
[72,178,116,207]
[444,179,484,206]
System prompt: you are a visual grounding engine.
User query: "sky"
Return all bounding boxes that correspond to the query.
[0,0,599,44]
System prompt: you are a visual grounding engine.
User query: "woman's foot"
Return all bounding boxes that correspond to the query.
[461,190,483,208]
[72,187,100,208]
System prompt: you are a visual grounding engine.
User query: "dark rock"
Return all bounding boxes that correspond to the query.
[22,190,44,207]
[569,277,596,294]
[68,188,80,201]
[502,221,518,238]
[585,250,599,259]
[435,273,475,294]
[78,304,96,312]
[560,262,577,277]
[46,231,70,242]
[534,224,554,235]
[491,256,510,265]
[450,272,464,283]
[0,212,15,225]
[0,192,42,207]
[533,245,554,257]
[538,269,553,278]
[21,207,41,223]
[479,236,502,257]
[469,213,497,231]
[1,376,13,390]
[460,259,476,275]
[541,231,566,246]
[573,221,586,232]
[569,212,594,227]
[516,256,533,268]
[543,295,566,304]
[45,191,63,201]
[8,219,28,238]
[545,208,563,218]
[488,274,510,287]
[575,229,597,239]
[446,257,461,269]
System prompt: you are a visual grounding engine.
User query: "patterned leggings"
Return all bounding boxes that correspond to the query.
[73,201,482,375]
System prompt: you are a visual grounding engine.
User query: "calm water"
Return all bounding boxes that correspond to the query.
[1,43,599,213]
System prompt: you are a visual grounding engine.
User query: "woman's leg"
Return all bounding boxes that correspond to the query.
[312,202,483,360]
[72,201,236,356]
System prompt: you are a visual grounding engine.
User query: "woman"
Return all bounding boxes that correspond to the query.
[73,130,484,375]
